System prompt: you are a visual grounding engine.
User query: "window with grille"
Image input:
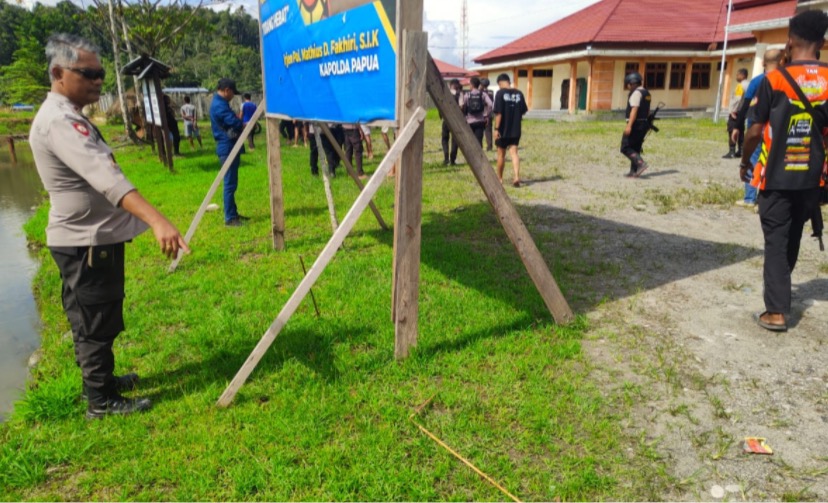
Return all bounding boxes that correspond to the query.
[532,69,553,77]
[691,63,711,89]
[669,63,686,89]
[646,63,667,89]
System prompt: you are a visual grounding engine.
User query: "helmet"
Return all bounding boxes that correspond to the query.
[624,72,643,86]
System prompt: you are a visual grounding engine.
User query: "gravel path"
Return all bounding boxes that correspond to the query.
[506,123,828,501]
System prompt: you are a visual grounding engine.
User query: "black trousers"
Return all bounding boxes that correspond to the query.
[469,121,486,146]
[344,128,364,175]
[620,122,647,170]
[758,188,821,314]
[726,116,743,151]
[441,120,458,163]
[310,127,341,175]
[170,122,181,155]
[279,120,295,140]
[50,243,126,405]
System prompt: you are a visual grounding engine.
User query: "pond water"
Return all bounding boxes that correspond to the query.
[0,144,44,422]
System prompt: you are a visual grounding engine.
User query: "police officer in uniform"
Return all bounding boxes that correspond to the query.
[29,34,190,419]
[620,71,651,178]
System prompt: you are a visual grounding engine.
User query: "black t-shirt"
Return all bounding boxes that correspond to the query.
[493,88,528,139]
[748,62,828,190]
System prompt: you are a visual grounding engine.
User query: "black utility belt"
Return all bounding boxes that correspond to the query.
[50,243,125,269]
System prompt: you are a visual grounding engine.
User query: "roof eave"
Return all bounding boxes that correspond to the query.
[473,45,764,73]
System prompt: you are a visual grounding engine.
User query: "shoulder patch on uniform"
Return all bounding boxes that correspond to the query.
[72,122,90,136]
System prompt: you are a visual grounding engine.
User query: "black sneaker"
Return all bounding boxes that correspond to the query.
[225,218,244,227]
[86,395,152,420]
[236,215,251,222]
[722,151,735,159]
[81,373,140,401]
[443,159,450,166]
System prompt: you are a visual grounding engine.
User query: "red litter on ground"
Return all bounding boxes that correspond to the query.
[741,437,773,455]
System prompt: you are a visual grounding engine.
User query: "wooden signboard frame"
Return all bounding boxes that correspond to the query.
[165,1,574,406]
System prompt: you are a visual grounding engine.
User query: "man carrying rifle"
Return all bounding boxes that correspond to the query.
[620,71,651,178]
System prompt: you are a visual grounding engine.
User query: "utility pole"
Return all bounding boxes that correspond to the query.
[713,0,734,123]
[461,0,468,68]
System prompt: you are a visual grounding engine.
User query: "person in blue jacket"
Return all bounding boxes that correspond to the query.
[210,78,247,227]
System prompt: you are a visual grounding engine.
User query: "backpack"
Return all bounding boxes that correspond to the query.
[464,91,484,115]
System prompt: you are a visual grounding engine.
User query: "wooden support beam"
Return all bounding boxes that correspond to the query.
[265,116,286,250]
[426,53,574,326]
[392,31,428,359]
[318,123,389,231]
[682,59,693,109]
[216,107,427,407]
[568,61,577,114]
[168,101,266,273]
[312,126,340,233]
[391,0,426,360]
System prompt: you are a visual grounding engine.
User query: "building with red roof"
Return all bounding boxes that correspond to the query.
[473,0,824,113]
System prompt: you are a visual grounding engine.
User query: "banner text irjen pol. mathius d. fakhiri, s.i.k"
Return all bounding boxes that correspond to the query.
[260,0,398,124]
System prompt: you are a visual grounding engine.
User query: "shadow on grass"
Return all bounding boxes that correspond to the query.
[138,322,370,404]
[371,201,763,320]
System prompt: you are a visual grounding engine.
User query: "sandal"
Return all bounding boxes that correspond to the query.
[753,311,787,332]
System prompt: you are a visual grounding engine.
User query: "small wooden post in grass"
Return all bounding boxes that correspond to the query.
[6,137,17,164]
[425,54,574,325]
[313,126,340,233]
[318,123,389,231]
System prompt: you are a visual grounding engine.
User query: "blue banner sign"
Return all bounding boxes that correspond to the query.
[260,0,398,124]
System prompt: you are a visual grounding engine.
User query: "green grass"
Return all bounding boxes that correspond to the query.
[0,109,34,136]
[0,115,709,500]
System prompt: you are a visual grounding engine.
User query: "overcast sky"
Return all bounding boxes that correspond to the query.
[22,0,600,67]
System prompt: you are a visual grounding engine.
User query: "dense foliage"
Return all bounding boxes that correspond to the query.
[0,0,262,105]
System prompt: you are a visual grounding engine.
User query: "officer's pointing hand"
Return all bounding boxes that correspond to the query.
[152,220,191,259]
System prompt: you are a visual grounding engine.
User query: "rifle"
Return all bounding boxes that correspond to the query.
[647,101,666,134]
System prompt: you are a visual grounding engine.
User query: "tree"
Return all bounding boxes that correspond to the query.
[0,34,49,104]
[0,0,31,67]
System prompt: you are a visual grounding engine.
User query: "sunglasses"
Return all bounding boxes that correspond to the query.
[66,67,106,81]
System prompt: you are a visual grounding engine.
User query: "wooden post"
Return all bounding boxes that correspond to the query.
[586,58,594,113]
[266,116,286,250]
[682,59,693,109]
[391,0,427,360]
[527,65,534,110]
[153,76,174,171]
[426,53,574,325]
[216,109,426,407]
[7,137,16,164]
[318,123,389,231]
[568,61,577,114]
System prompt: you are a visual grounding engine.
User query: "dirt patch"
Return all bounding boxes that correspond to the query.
[508,120,828,501]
